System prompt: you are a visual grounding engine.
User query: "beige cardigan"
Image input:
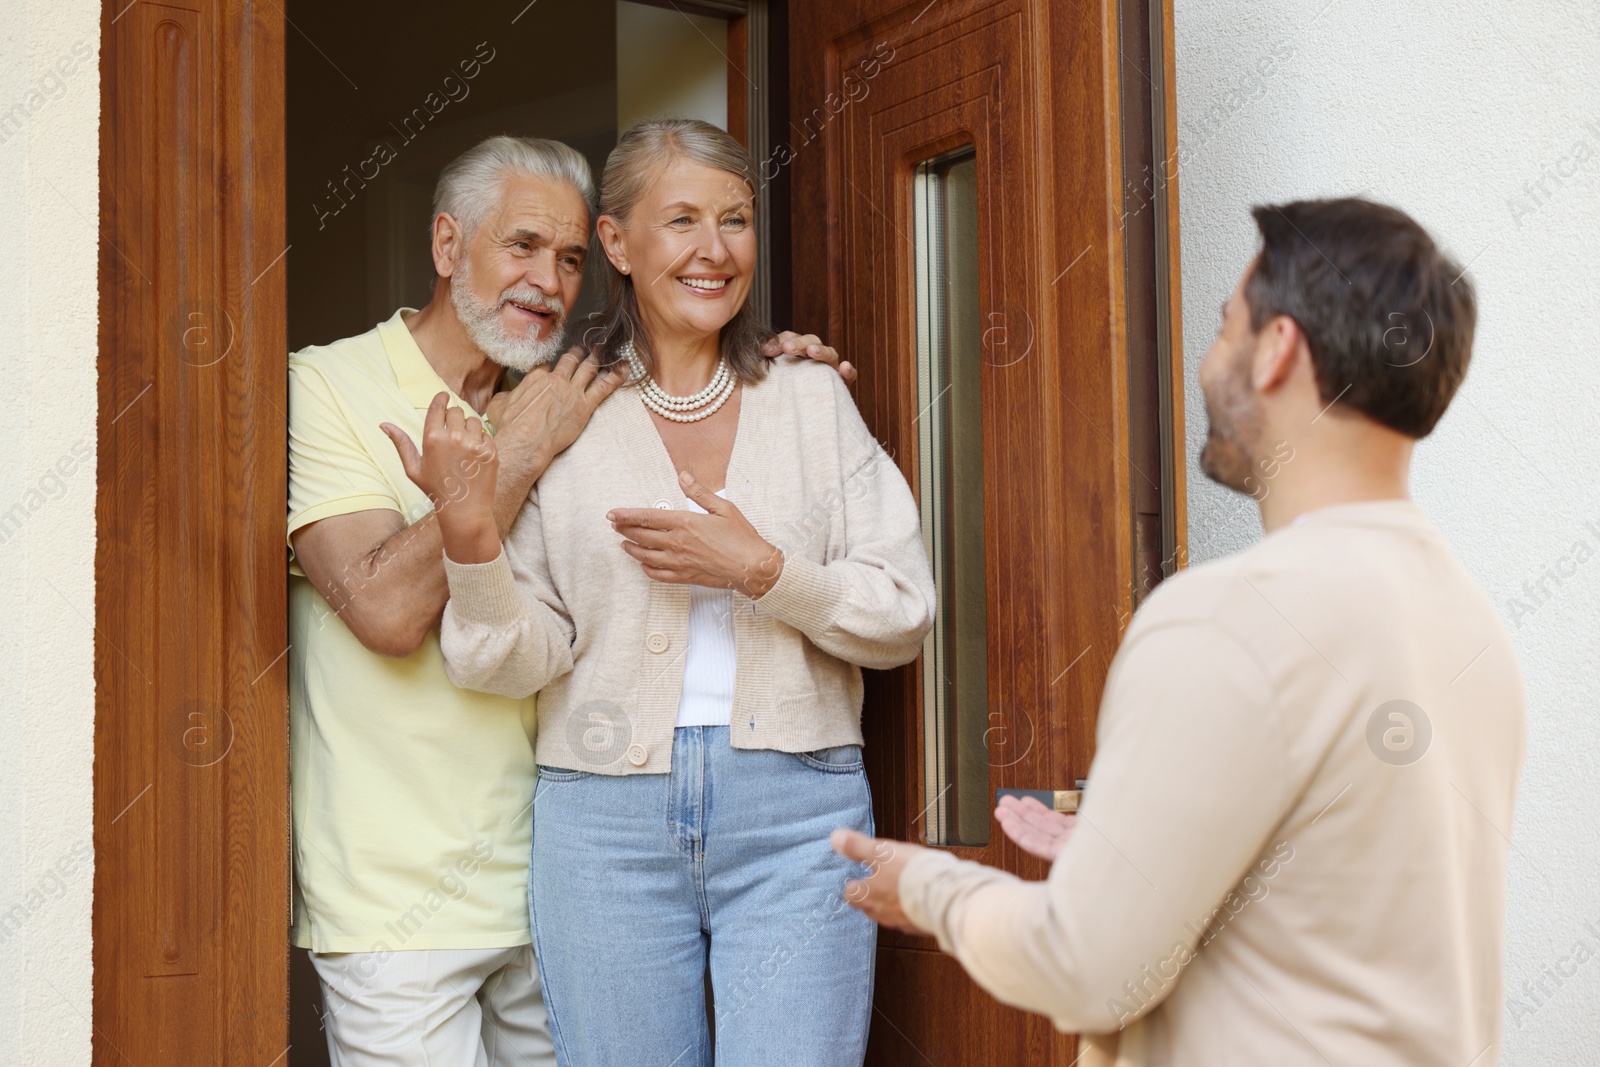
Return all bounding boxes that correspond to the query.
[439,357,936,774]
[899,502,1524,1067]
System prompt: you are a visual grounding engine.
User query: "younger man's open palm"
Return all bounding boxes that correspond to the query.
[994,794,1077,862]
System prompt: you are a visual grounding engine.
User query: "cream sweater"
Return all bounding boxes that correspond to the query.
[439,357,936,774]
[899,502,1525,1067]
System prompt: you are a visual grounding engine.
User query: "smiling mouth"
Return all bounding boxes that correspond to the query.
[506,299,555,323]
[678,276,729,293]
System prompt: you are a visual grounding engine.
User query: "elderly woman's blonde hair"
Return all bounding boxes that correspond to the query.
[585,118,774,384]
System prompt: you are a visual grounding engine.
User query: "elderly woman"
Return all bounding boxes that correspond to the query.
[397,119,934,1066]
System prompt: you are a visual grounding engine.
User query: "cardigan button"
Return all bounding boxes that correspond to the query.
[626,743,648,766]
[645,632,669,654]
[654,499,672,509]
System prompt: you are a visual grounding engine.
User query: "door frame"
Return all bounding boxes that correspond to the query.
[92,0,1183,1060]
[93,0,289,1062]
[1119,0,1188,612]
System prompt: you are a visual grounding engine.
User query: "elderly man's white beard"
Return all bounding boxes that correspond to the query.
[450,257,568,373]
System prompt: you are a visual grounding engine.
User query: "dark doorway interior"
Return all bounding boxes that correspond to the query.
[286,1,620,354]
[284,1,756,1060]
[287,7,618,1056]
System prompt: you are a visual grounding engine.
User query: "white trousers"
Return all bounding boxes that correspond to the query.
[311,945,554,1066]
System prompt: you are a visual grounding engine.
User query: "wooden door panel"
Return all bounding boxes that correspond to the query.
[96,0,289,1062]
[791,0,1157,1062]
[871,947,1071,1063]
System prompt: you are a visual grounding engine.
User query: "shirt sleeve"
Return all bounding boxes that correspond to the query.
[898,619,1292,1034]
[287,359,403,543]
[756,375,937,669]
[438,490,575,699]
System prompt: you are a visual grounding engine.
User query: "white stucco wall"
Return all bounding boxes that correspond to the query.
[0,1,100,1064]
[1173,0,1600,1061]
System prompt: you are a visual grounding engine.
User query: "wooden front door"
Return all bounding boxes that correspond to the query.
[786,1,1184,1062]
[95,0,290,1062]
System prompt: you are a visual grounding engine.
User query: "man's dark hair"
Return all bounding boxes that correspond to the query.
[1245,197,1476,438]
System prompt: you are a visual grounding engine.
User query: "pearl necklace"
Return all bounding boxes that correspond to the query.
[621,340,737,423]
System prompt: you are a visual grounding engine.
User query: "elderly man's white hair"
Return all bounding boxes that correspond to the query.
[431,135,597,235]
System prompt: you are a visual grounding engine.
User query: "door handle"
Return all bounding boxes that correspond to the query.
[996,780,1087,814]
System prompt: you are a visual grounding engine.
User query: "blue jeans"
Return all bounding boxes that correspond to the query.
[529,726,877,1067]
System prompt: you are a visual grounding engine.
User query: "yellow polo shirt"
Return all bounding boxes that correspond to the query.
[287,308,536,953]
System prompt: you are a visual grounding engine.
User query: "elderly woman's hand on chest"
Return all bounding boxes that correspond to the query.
[607,470,784,598]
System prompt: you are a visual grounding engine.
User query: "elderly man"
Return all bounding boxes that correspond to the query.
[288,135,850,1065]
[835,198,1525,1067]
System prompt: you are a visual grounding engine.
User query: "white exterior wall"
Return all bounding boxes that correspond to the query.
[0,0,101,1064]
[1173,1,1600,1062]
[1,0,1596,1063]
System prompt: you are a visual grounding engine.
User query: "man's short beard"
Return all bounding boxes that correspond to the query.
[450,254,568,373]
[1199,344,1264,496]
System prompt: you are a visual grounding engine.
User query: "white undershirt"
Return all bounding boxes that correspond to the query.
[673,489,737,728]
